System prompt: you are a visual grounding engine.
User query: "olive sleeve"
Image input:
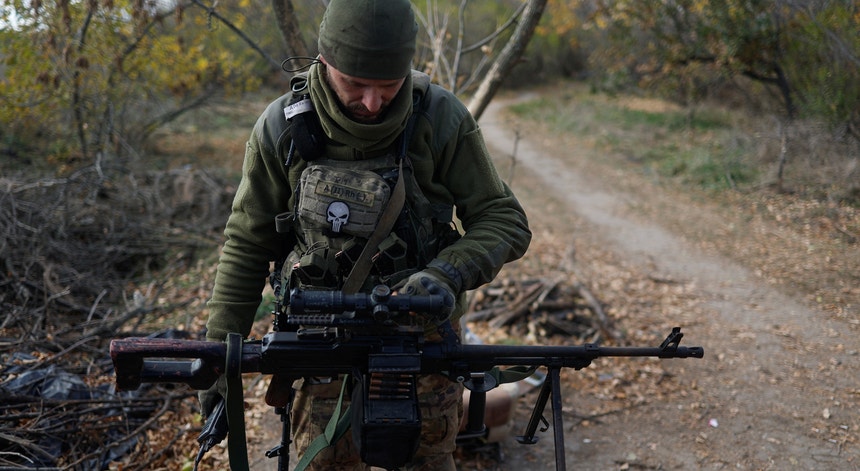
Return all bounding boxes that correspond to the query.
[440,119,531,290]
[205,104,293,341]
[410,91,531,292]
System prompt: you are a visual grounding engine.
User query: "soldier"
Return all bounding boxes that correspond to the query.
[199,0,531,469]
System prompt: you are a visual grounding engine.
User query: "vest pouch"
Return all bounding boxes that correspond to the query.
[372,232,409,277]
[274,211,294,234]
[298,164,391,239]
[293,248,338,288]
[334,238,364,276]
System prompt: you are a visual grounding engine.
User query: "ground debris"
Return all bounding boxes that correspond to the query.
[465,276,618,345]
[0,168,229,470]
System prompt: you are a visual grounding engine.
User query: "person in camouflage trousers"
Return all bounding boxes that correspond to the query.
[199,0,531,469]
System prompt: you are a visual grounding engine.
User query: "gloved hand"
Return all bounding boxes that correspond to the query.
[197,375,227,418]
[397,268,457,323]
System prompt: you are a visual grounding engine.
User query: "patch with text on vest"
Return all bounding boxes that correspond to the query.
[298,164,391,238]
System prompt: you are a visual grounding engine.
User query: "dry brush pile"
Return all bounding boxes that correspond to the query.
[0,164,232,469]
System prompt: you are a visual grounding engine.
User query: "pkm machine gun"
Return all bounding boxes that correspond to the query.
[110,285,704,471]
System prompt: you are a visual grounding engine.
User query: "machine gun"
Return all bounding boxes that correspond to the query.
[110,285,703,471]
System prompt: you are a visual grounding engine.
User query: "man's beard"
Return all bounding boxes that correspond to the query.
[323,67,387,124]
[346,104,385,124]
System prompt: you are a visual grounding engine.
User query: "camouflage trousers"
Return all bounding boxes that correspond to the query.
[291,373,464,470]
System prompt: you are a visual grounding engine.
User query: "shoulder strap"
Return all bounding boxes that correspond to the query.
[340,159,405,294]
[341,87,425,293]
[285,73,326,165]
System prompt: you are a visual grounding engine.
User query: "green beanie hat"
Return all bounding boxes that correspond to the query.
[318,0,418,80]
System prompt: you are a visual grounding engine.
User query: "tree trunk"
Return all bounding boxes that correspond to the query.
[272,0,309,58]
[467,0,547,121]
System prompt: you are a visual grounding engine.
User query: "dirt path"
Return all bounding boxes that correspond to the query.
[477,98,859,470]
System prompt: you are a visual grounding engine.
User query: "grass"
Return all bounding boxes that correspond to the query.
[505,82,859,322]
[509,86,757,192]
[146,93,270,176]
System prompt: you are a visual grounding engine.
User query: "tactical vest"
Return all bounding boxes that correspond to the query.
[271,73,460,310]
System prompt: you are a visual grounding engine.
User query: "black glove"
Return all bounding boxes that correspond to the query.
[197,375,227,418]
[398,268,456,323]
[195,378,228,471]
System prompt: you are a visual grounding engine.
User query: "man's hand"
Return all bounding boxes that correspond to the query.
[195,378,229,470]
[198,375,227,418]
[397,268,456,323]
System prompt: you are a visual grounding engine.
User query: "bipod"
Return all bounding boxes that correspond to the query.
[516,365,567,471]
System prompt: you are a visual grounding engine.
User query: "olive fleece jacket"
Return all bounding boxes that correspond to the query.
[205,69,531,341]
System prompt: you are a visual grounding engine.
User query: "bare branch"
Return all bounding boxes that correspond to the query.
[189,0,281,69]
[272,0,310,57]
[468,0,548,120]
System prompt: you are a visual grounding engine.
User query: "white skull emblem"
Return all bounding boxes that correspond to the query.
[327,201,350,233]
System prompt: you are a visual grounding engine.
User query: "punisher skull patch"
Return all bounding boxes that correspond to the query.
[327,201,350,233]
[298,164,390,239]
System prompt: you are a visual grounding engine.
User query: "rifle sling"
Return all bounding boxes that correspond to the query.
[294,377,352,471]
[225,333,250,471]
[490,365,538,385]
[341,90,422,295]
[341,159,405,294]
